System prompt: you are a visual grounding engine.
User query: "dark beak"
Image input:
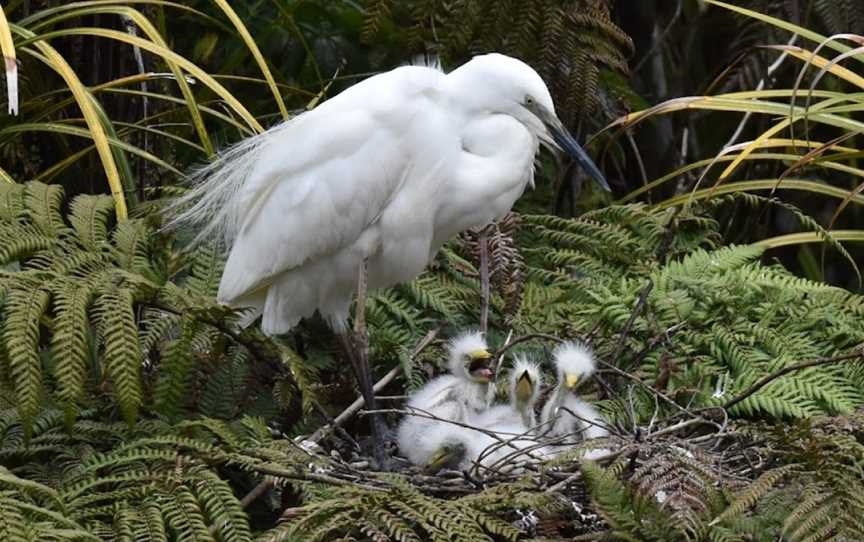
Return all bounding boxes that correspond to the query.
[544,114,611,192]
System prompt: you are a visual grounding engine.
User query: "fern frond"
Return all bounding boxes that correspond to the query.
[93,288,142,425]
[3,287,50,436]
[68,194,115,252]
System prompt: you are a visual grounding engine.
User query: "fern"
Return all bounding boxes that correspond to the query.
[51,283,93,424]
[0,182,300,429]
[3,287,50,438]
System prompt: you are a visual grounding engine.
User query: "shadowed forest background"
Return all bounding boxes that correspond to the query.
[1,1,864,540]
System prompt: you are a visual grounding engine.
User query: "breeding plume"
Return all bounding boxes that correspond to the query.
[541,342,609,444]
[397,332,494,468]
[167,53,610,334]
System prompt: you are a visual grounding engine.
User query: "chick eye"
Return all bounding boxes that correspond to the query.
[525,95,534,105]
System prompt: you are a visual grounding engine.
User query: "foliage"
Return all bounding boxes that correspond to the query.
[363,0,632,125]
[0,181,306,436]
[614,0,864,290]
[0,407,291,541]
[387,201,864,423]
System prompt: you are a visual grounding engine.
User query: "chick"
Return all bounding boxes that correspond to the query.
[540,342,609,444]
[397,331,495,467]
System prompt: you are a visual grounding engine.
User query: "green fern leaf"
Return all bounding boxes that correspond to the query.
[3,287,50,437]
[93,288,142,425]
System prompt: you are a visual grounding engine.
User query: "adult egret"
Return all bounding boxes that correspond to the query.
[167,53,610,464]
[397,331,494,468]
[541,342,609,446]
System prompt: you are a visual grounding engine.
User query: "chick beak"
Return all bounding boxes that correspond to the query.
[426,443,466,473]
[515,371,534,402]
[467,350,494,381]
[565,373,580,390]
[541,108,611,192]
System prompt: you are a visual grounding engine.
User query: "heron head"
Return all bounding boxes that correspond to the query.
[552,341,597,392]
[447,331,495,383]
[450,53,610,193]
[509,355,543,408]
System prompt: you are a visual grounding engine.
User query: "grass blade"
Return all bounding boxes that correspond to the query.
[1,122,183,176]
[655,179,864,209]
[0,5,18,115]
[211,0,289,121]
[11,25,127,219]
[753,230,864,249]
[31,5,216,157]
[0,164,15,183]
[705,0,864,63]
[18,26,263,133]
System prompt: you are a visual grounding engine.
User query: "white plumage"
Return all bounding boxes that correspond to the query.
[167,53,609,334]
[396,331,494,467]
[541,341,609,444]
[474,356,543,429]
[466,357,546,470]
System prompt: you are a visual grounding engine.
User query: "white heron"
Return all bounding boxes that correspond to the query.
[396,331,494,468]
[167,53,610,464]
[540,341,609,447]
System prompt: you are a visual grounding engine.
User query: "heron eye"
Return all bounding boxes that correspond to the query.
[525,95,534,105]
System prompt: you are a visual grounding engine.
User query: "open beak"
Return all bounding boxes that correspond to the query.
[565,373,580,390]
[467,349,494,382]
[542,111,611,192]
[515,371,534,402]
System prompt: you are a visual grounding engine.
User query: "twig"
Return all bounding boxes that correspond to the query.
[611,279,654,364]
[242,331,440,510]
[494,332,563,361]
[144,302,295,388]
[250,463,385,492]
[598,359,694,418]
[723,349,864,410]
[310,328,439,443]
[645,416,715,439]
[239,480,272,508]
[610,211,678,364]
[478,226,490,334]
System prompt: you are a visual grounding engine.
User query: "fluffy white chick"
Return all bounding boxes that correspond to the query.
[540,341,609,443]
[397,331,495,467]
[463,356,545,471]
[473,356,543,429]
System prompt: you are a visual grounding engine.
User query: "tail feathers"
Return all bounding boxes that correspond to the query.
[226,288,266,328]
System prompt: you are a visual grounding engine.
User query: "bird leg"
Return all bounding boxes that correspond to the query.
[338,259,391,469]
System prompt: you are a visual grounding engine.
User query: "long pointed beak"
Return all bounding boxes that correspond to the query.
[565,373,580,390]
[545,115,611,192]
